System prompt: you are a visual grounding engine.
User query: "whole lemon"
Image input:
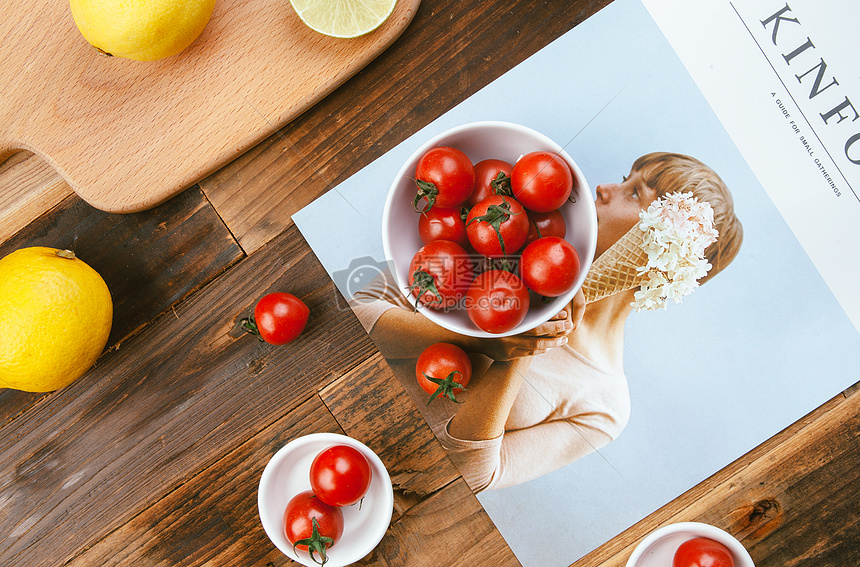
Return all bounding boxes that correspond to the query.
[0,247,113,393]
[69,0,217,61]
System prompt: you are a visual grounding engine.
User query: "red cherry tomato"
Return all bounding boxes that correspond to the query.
[465,195,529,257]
[247,292,309,345]
[284,490,344,565]
[519,236,581,297]
[418,206,469,249]
[309,445,373,507]
[415,342,472,404]
[465,269,530,334]
[673,537,736,567]
[467,158,514,207]
[413,146,475,212]
[407,240,474,310]
[511,151,573,212]
[524,208,567,246]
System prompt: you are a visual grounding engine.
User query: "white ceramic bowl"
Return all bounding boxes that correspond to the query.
[257,433,394,567]
[625,522,755,567]
[382,121,597,338]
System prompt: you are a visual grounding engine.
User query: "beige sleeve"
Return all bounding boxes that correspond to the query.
[437,357,630,493]
[436,417,505,493]
[439,415,619,493]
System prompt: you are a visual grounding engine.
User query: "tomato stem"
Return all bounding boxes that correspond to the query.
[424,370,467,404]
[406,268,444,311]
[413,179,439,213]
[293,517,333,566]
[490,171,513,196]
[239,313,265,342]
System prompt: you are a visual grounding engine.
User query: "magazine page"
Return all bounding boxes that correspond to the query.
[642,0,860,334]
[293,0,860,565]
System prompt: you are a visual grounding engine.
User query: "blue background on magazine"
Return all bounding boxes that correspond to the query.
[293,0,860,564]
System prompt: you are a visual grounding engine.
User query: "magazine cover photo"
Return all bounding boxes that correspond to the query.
[293,0,860,565]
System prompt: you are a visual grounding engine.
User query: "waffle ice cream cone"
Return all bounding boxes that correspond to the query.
[581,224,649,304]
[582,192,719,309]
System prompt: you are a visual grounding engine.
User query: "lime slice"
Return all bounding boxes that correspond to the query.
[290,0,398,38]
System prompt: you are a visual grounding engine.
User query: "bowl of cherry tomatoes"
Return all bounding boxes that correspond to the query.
[382,121,597,337]
[625,522,755,567]
[257,433,394,567]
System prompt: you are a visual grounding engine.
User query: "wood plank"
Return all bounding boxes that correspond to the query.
[370,478,519,567]
[64,395,344,567]
[199,0,614,254]
[0,185,243,347]
[0,151,72,244]
[0,225,377,566]
[62,353,484,567]
[0,185,243,425]
[575,383,860,567]
[319,352,461,513]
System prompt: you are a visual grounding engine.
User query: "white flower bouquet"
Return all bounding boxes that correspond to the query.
[582,192,719,310]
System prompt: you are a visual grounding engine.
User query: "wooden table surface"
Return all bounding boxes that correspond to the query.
[1,1,858,565]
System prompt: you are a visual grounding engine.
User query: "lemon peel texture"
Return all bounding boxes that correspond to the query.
[69,0,217,61]
[0,247,113,392]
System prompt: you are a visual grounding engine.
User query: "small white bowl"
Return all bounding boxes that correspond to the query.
[626,522,755,567]
[382,121,597,338]
[258,433,394,567]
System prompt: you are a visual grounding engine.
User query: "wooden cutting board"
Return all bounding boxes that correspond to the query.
[0,0,419,213]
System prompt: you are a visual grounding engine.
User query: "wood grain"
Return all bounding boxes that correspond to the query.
[200,0,615,254]
[0,151,72,244]
[372,478,519,567]
[0,0,419,213]
[0,186,242,429]
[0,185,244,347]
[0,224,376,566]
[63,395,345,567]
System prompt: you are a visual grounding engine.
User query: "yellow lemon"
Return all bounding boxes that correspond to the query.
[0,247,113,393]
[69,0,217,61]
